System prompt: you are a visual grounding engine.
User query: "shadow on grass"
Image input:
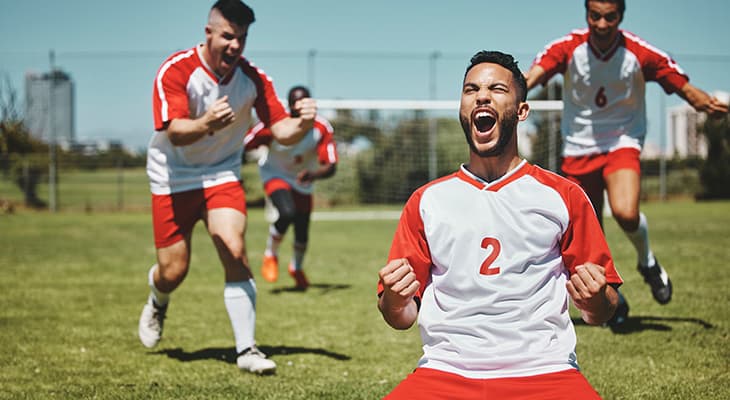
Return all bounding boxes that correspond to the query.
[269,283,351,295]
[154,345,351,365]
[572,315,714,334]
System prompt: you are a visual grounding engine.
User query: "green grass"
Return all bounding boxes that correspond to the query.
[1,201,729,399]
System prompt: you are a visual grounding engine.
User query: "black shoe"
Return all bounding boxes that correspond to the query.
[638,258,672,305]
[606,290,629,330]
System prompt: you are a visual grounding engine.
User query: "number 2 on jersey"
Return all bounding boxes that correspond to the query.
[479,237,501,276]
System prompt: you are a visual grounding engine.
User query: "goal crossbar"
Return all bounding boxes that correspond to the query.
[317,99,563,111]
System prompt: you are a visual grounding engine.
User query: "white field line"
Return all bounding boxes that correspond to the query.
[311,210,402,221]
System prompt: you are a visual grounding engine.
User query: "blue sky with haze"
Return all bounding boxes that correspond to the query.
[1,0,729,149]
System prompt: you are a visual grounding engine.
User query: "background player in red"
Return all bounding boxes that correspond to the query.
[378,50,621,400]
[137,0,316,374]
[525,0,728,327]
[244,86,338,290]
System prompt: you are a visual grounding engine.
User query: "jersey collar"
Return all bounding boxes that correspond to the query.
[456,159,530,191]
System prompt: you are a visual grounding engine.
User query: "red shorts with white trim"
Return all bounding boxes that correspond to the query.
[384,368,601,400]
[151,181,246,248]
[263,178,313,213]
[561,147,641,199]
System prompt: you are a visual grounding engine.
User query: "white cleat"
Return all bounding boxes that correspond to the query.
[138,295,167,348]
[237,346,276,375]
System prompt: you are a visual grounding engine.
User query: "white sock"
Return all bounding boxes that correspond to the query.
[623,213,656,268]
[224,280,256,354]
[265,225,283,258]
[291,242,307,271]
[148,264,170,306]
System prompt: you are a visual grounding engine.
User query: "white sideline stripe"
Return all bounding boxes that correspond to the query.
[312,210,402,221]
[317,99,563,111]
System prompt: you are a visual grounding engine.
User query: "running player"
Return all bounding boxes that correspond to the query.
[137,0,316,374]
[378,50,621,399]
[244,86,338,290]
[525,0,728,327]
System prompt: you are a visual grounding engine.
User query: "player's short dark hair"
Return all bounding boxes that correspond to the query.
[288,85,311,107]
[465,51,527,102]
[584,0,625,20]
[211,0,255,27]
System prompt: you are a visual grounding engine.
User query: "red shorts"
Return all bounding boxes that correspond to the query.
[263,178,313,213]
[561,147,641,199]
[151,181,246,248]
[384,368,601,400]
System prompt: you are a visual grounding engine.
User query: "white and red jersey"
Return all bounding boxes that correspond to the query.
[532,29,689,156]
[382,160,621,379]
[147,45,288,195]
[244,116,337,195]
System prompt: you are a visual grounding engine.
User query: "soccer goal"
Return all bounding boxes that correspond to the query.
[311,98,563,206]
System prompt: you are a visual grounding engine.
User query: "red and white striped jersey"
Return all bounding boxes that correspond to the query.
[244,116,337,195]
[147,45,288,195]
[383,160,621,379]
[532,29,688,156]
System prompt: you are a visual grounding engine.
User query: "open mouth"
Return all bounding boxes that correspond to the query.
[473,109,496,133]
[221,53,237,66]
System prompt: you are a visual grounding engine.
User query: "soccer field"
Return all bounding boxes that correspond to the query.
[1,201,729,399]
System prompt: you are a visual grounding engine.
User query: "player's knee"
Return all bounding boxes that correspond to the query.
[612,209,639,231]
[158,261,189,286]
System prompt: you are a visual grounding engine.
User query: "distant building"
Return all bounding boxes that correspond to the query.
[24,69,75,144]
[666,103,707,158]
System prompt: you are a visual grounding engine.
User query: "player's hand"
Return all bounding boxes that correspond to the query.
[566,262,608,311]
[204,95,236,134]
[292,97,317,123]
[378,258,420,310]
[296,170,315,185]
[707,95,729,119]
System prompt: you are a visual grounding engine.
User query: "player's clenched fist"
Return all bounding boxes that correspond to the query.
[379,258,420,302]
[566,262,616,325]
[204,95,236,133]
[292,97,317,122]
[378,258,420,330]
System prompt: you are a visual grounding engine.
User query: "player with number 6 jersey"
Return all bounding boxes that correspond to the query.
[525,0,728,329]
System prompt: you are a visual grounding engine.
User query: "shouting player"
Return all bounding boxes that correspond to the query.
[378,50,621,399]
[138,0,316,374]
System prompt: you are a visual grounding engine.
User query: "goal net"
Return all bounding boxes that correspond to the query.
[247,99,563,207]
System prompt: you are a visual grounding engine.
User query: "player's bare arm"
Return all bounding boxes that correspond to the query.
[296,163,336,185]
[678,83,730,119]
[167,96,236,146]
[270,97,317,145]
[566,262,618,326]
[524,65,546,91]
[378,258,420,330]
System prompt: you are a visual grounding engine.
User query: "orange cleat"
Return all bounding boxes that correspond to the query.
[260,255,279,283]
[288,263,309,290]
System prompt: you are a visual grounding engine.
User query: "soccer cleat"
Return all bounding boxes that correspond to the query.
[638,258,672,304]
[138,294,167,348]
[261,255,279,283]
[288,263,309,290]
[605,289,629,330]
[237,345,276,374]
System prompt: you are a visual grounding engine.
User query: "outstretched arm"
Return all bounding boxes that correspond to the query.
[677,83,729,119]
[378,258,420,330]
[270,98,317,145]
[566,262,618,326]
[524,64,547,91]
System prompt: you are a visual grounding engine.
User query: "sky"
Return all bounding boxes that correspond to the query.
[1,0,729,150]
